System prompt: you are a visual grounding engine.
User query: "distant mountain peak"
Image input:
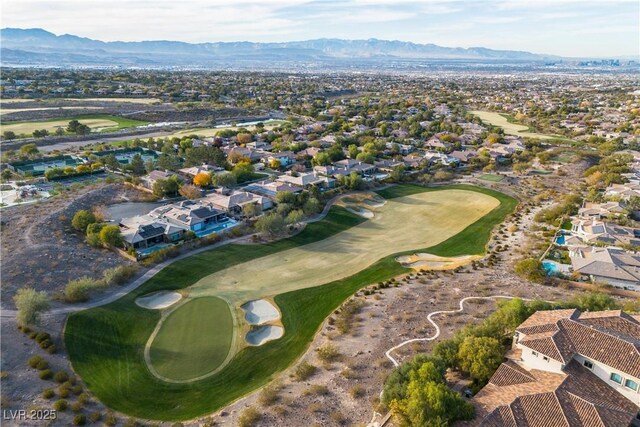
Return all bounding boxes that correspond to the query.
[0,27,561,68]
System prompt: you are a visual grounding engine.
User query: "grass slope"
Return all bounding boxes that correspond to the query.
[149,297,233,381]
[65,185,516,420]
[1,114,147,136]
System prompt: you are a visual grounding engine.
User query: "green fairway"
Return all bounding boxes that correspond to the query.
[470,110,569,141]
[148,297,234,382]
[64,184,517,420]
[0,114,147,136]
[478,174,505,182]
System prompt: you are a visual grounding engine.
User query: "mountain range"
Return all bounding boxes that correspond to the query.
[1,28,561,68]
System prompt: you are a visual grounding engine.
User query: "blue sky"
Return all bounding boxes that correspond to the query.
[2,0,638,57]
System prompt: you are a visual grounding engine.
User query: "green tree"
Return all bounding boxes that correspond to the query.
[457,336,504,383]
[14,288,50,326]
[184,146,226,167]
[71,210,96,232]
[242,202,261,218]
[390,362,474,427]
[514,258,545,282]
[212,172,237,188]
[255,213,286,236]
[231,161,256,183]
[99,225,122,247]
[286,209,305,224]
[19,143,39,156]
[303,197,321,215]
[130,154,145,176]
[312,152,331,166]
[275,191,296,204]
[3,130,16,140]
[103,154,120,171]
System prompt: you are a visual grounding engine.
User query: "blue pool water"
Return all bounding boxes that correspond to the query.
[542,260,560,276]
[555,235,566,245]
[195,219,240,238]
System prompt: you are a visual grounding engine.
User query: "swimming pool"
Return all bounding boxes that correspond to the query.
[542,260,560,276]
[195,219,240,237]
[555,235,566,245]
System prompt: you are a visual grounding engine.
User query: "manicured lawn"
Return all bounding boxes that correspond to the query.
[0,114,147,136]
[65,184,517,421]
[149,297,234,381]
[478,174,504,182]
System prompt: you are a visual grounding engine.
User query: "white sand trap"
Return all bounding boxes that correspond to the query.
[346,207,374,218]
[136,291,182,309]
[246,325,284,346]
[362,198,386,208]
[242,299,280,325]
[397,253,480,270]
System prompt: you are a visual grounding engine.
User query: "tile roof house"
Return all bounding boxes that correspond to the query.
[204,189,272,214]
[244,180,303,198]
[605,183,640,201]
[570,247,640,290]
[475,309,640,426]
[119,215,186,251]
[276,171,335,188]
[148,200,227,232]
[578,201,628,220]
[570,218,640,247]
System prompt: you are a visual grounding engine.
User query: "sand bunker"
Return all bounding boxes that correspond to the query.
[242,299,280,325]
[346,207,374,218]
[136,291,182,309]
[362,197,386,208]
[246,325,284,346]
[396,253,480,271]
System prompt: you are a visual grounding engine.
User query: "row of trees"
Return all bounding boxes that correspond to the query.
[72,209,122,248]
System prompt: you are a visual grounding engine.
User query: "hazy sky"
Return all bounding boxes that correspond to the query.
[2,0,639,57]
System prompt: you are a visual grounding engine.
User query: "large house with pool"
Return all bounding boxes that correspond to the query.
[119,200,235,254]
[475,309,640,426]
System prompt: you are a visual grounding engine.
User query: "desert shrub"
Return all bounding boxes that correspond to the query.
[63,277,105,303]
[46,345,57,354]
[303,384,329,396]
[53,399,68,411]
[335,299,364,334]
[292,361,317,381]
[42,388,55,399]
[71,401,83,412]
[54,371,69,383]
[330,411,347,425]
[39,339,54,349]
[28,355,44,368]
[14,288,50,326]
[78,393,90,405]
[39,369,53,380]
[71,210,96,232]
[71,384,83,395]
[349,385,365,398]
[316,344,341,363]
[102,265,138,286]
[36,360,49,370]
[237,407,261,427]
[58,386,70,398]
[89,412,102,423]
[35,332,51,343]
[258,384,280,406]
[73,414,86,425]
[104,412,117,426]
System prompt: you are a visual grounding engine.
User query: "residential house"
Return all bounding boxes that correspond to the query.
[570,247,640,290]
[606,183,640,201]
[178,164,225,180]
[141,170,182,190]
[119,215,186,251]
[204,189,272,215]
[148,200,227,233]
[578,201,628,220]
[449,150,478,164]
[276,171,335,189]
[474,309,640,426]
[245,180,303,198]
[263,151,296,167]
[570,218,640,247]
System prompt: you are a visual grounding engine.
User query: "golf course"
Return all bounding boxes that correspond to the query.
[0,114,146,137]
[470,110,565,140]
[64,184,517,421]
